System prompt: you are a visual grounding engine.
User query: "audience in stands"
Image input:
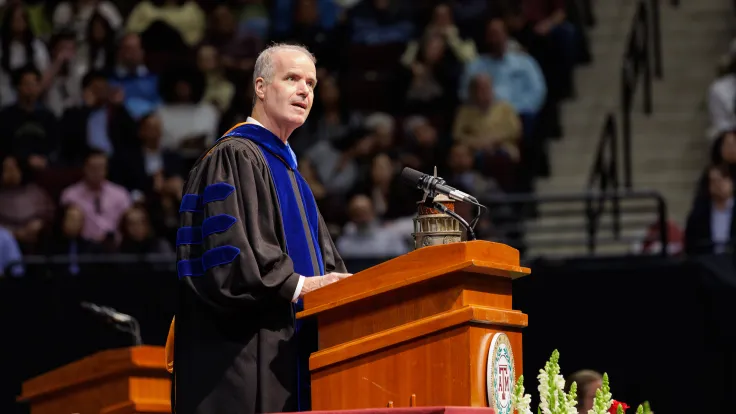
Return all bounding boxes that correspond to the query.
[0,0,598,269]
[685,163,736,255]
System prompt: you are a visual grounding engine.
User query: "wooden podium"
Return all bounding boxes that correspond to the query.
[18,345,171,414]
[298,241,530,411]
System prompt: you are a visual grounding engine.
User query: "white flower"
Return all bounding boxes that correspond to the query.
[512,375,533,414]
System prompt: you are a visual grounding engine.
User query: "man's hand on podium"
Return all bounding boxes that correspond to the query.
[299,272,352,297]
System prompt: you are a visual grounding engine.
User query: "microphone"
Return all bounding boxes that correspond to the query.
[400,167,476,203]
[81,301,133,324]
[81,301,143,346]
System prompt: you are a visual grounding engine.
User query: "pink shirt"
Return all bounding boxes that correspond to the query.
[60,181,132,242]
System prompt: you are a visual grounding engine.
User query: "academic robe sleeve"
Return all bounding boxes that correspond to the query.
[178,142,301,313]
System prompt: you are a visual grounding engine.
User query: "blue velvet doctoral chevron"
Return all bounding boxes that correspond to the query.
[176,226,202,246]
[203,182,235,204]
[179,194,202,213]
[202,214,237,237]
[177,182,240,278]
[222,123,325,277]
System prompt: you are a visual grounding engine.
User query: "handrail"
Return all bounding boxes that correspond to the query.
[586,113,620,252]
[478,189,669,257]
[621,0,654,189]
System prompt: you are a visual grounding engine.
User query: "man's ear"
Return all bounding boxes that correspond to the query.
[254,77,266,100]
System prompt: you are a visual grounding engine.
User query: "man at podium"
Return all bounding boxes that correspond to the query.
[169,44,350,414]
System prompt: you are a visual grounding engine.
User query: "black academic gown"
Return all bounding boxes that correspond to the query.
[172,126,346,414]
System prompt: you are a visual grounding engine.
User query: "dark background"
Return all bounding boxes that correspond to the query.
[2,254,735,414]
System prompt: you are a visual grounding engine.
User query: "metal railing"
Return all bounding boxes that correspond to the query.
[586,113,621,249]
[479,190,669,257]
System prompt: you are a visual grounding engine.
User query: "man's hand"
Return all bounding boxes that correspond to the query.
[299,272,352,298]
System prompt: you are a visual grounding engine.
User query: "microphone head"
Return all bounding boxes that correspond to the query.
[400,167,424,187]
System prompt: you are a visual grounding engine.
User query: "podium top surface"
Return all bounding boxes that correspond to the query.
[19,345,166,402]
[298,240,530,319]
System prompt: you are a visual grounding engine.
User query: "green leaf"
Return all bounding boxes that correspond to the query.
[636,405,644,414]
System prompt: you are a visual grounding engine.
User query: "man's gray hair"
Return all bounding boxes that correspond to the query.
[252,44,316,103]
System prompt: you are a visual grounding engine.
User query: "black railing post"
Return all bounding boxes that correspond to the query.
[621,68,633,189]
[656,194,669,256]
[608,114,622,238]
[641,2,653,115]
[650,0,663,78]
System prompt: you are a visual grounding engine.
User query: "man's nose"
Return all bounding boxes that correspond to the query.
[296,81,310,96]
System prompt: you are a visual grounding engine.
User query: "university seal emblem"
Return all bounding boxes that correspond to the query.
[486,333,515,414]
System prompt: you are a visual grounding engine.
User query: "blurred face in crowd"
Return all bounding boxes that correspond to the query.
[295,0,319,24]
[318,75,339,107]
[211,5,236,36]
[139,114,163,148]
[90,15,109,44]
[432,4,453,28]
[1,157,22,187]
[62,205,84,238]
[371,153,393,186]
[174,79,192,102]
[720,131,736,163]
[422,34,446,64]
[486,19,508,57]
[197,45,218,73]
[84,154,108,189]
[470,73,493,108]
[255,49,317,132]
[415,122,438,148]
[11,6,27,37]
[86,76,109,107]
[17,72,41,103]
[372,0,390,11]
[709,166,734,202]
[117,34,144,69]
[54,37,76,60]
[448,144,474,173]
[124,208,150,242]
[348,195,375,228]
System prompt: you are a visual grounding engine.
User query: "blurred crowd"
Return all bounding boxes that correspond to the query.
[686,39,736,254]
[0,0,593,276]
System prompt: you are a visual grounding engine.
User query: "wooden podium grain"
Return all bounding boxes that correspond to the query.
[17,345,171,414]
[298,240,530,410]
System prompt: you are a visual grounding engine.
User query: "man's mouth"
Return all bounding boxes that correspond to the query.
[292,102,307,109]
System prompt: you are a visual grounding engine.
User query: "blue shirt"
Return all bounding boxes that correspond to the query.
[459,52,547,114]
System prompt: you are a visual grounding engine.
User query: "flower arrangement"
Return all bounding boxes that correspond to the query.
[511,350,653,414]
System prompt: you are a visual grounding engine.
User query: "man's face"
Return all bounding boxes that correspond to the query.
[84,155,108,188]
[471,74,493,107]
[486,19,508,56]
[256,49,317,129]
[118,35,143,68]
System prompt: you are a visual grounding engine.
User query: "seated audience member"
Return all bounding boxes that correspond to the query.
[59,70,137,164]
[453,72,522,161]
[0,66,58,171]
[107,33,160,119]
[693,129,736,199]
[196,44,235,114]
[126,0,206,47]
[203,5,262,76]
[111,112,183,201]
[401,3,477,66]
[118,206,172,254]
[44,204,101,275]
[157,67,219,159]
[353,153,418,221]
[77,12,118,74]
[707,55,736,139]
[282,0,341,73]
[347,0,415,46]
[336,194,410,259]
[400,31,462,117]
[0,226,24,278]
[0,4,50,108]
[400,116,445,174]
[0,156,54,252]
[60,150,132,245]
[44,31,85,118]
[52,0,123,42]
[459,18,546,116]
[685,163,736,255]
[566,370,603,413]
[445,144,502,196]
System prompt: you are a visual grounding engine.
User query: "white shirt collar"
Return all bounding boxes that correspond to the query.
[246,116,263,127]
